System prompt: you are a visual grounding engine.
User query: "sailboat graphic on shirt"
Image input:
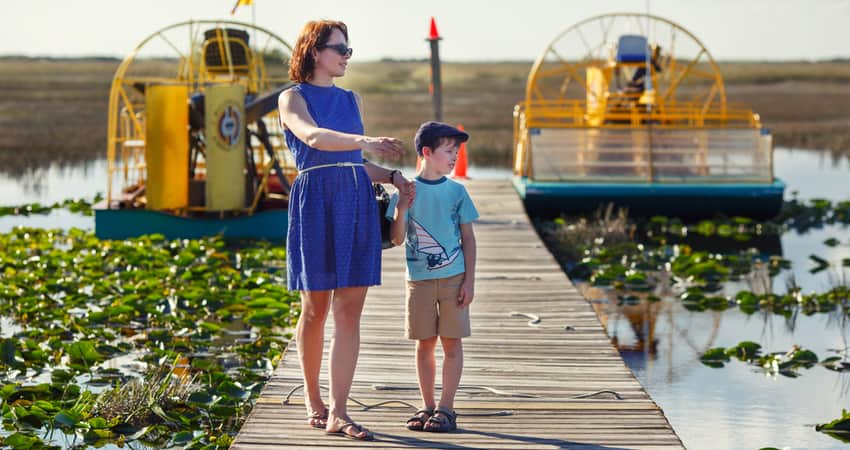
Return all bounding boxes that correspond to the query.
[410,218,461,270]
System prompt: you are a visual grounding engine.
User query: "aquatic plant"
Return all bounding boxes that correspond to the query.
[0,194,103,217]
[93,362,201,426]
[699,343,846,378]
[0,227,296,448]
[537,201,849,319]
[778,196,850,232]
[815,409,850,443]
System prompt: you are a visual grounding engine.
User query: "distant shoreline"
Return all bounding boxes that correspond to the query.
[0,59,847,174]
[2,54,849,64]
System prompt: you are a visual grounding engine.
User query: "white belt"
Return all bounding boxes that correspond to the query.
[298,162,365,188]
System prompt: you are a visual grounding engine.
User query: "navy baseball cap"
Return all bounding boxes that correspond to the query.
[414,121,469,155]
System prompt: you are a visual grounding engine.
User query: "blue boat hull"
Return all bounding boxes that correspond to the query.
[95,207,288,242]
[512,177,785,219]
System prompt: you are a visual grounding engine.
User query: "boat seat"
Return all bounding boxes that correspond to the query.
[616,35,648,63]
[245,84,292,122]
[202,28,251,74]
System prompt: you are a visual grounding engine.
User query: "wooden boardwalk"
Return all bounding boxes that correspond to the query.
[233,179,684,449]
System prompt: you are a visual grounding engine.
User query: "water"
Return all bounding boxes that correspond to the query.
[774,148,850,202]
[1,148,849,449]
[598,148,850,449]
[602,297,850,449]
[0,159,107,232]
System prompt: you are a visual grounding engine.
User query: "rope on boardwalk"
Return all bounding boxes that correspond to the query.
[281,383,622,418]
[510,311,577,331]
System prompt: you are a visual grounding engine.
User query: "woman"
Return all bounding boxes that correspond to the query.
[277,20,414,441]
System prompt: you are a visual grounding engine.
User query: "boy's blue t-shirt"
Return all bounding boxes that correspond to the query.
[404,176,479,281]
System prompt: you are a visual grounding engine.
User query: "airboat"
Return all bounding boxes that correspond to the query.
[95,20,296,240]
[512,13,785,218]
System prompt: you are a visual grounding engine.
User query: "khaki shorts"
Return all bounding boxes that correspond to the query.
[406,273,470,340]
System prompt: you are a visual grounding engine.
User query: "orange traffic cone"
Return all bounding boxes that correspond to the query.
[452,124,468,179]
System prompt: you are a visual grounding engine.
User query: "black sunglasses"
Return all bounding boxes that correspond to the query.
[318,43,353,57]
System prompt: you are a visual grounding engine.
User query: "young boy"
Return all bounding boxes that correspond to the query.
[390,121,478,433]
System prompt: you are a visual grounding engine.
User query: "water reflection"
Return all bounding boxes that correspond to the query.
[775,148,850,202]
[581,249,850,449]
[14,167,49,197]
[0,159,107,206]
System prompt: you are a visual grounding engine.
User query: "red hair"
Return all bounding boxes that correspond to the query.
[288,20,349,83]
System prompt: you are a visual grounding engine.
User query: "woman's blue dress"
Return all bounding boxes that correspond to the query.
[284,83,381,291]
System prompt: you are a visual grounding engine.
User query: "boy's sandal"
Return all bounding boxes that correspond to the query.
[306,408,328,429]
[424,407,457,432]
[325,421,375,441]
[405,407,434,431]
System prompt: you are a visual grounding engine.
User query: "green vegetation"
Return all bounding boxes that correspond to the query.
[0,194,103,217]
[0,228,296,448]
[537,198,850,317]
[816,409,850,443]
[700,342,845,377]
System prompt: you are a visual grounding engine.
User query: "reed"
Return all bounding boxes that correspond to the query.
[1,58,848,175]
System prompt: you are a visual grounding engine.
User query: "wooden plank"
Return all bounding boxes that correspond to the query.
[232,179,683,449]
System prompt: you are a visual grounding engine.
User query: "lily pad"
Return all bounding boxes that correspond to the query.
[700,347,730,367]
[816,409,850,443]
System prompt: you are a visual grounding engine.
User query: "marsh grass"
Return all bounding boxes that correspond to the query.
[0,59,116,170]
[1,58,849,175]
[537,204,633,263]
[718,60,850,83]
[93,364,201,427]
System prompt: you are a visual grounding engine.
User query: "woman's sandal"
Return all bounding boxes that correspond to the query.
[405,407,434,431]
[423,407,457,432]
[306,408,328,429]
[325,421,375,441]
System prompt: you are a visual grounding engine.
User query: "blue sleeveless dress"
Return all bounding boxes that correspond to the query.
[284,83,381,291]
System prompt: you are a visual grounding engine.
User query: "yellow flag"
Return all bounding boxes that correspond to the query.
[231,0,253,14]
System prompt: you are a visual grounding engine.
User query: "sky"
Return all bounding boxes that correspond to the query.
[2,0,849,61]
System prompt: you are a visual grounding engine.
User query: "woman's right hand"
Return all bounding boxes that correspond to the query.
[361,137,404,160]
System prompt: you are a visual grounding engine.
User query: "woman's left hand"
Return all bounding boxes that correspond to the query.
[393,173,416,207]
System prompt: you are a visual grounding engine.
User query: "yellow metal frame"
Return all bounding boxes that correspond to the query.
[523,13,729,111]
[105,20,294,210]
[516,99,761,129]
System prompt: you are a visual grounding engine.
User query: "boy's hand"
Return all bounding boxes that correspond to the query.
[458,278,474,308]
[393,174,416,207]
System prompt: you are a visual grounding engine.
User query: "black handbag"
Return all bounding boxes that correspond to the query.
[374,184,395,250]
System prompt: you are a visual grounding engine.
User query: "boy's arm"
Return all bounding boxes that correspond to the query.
[458,222,477,308]
[389,190,410,247]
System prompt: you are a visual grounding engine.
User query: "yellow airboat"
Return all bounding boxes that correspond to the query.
[95,20,296,240]
[513,13,785,218]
